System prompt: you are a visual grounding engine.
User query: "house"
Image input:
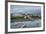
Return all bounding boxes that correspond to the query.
[23,14,32,19]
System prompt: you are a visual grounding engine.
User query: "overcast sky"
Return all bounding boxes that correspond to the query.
[10,5,41,14]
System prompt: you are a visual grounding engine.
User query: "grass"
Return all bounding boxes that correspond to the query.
[11,16,24,20]
[11,16,41,20]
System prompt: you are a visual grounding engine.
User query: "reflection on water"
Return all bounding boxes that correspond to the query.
[11,19,41,29]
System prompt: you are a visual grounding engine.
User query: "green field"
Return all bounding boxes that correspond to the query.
[11,16,24,20]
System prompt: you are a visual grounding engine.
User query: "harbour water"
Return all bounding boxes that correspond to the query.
[11,19,41,29]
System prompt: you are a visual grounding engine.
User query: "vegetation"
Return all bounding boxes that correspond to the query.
[11,16,24,20]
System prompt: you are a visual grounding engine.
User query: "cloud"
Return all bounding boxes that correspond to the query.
[10,5,41,14]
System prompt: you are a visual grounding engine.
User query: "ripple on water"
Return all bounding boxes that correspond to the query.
[11,19,41,29]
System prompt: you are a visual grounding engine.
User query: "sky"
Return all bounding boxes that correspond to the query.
[10,5,41,15]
